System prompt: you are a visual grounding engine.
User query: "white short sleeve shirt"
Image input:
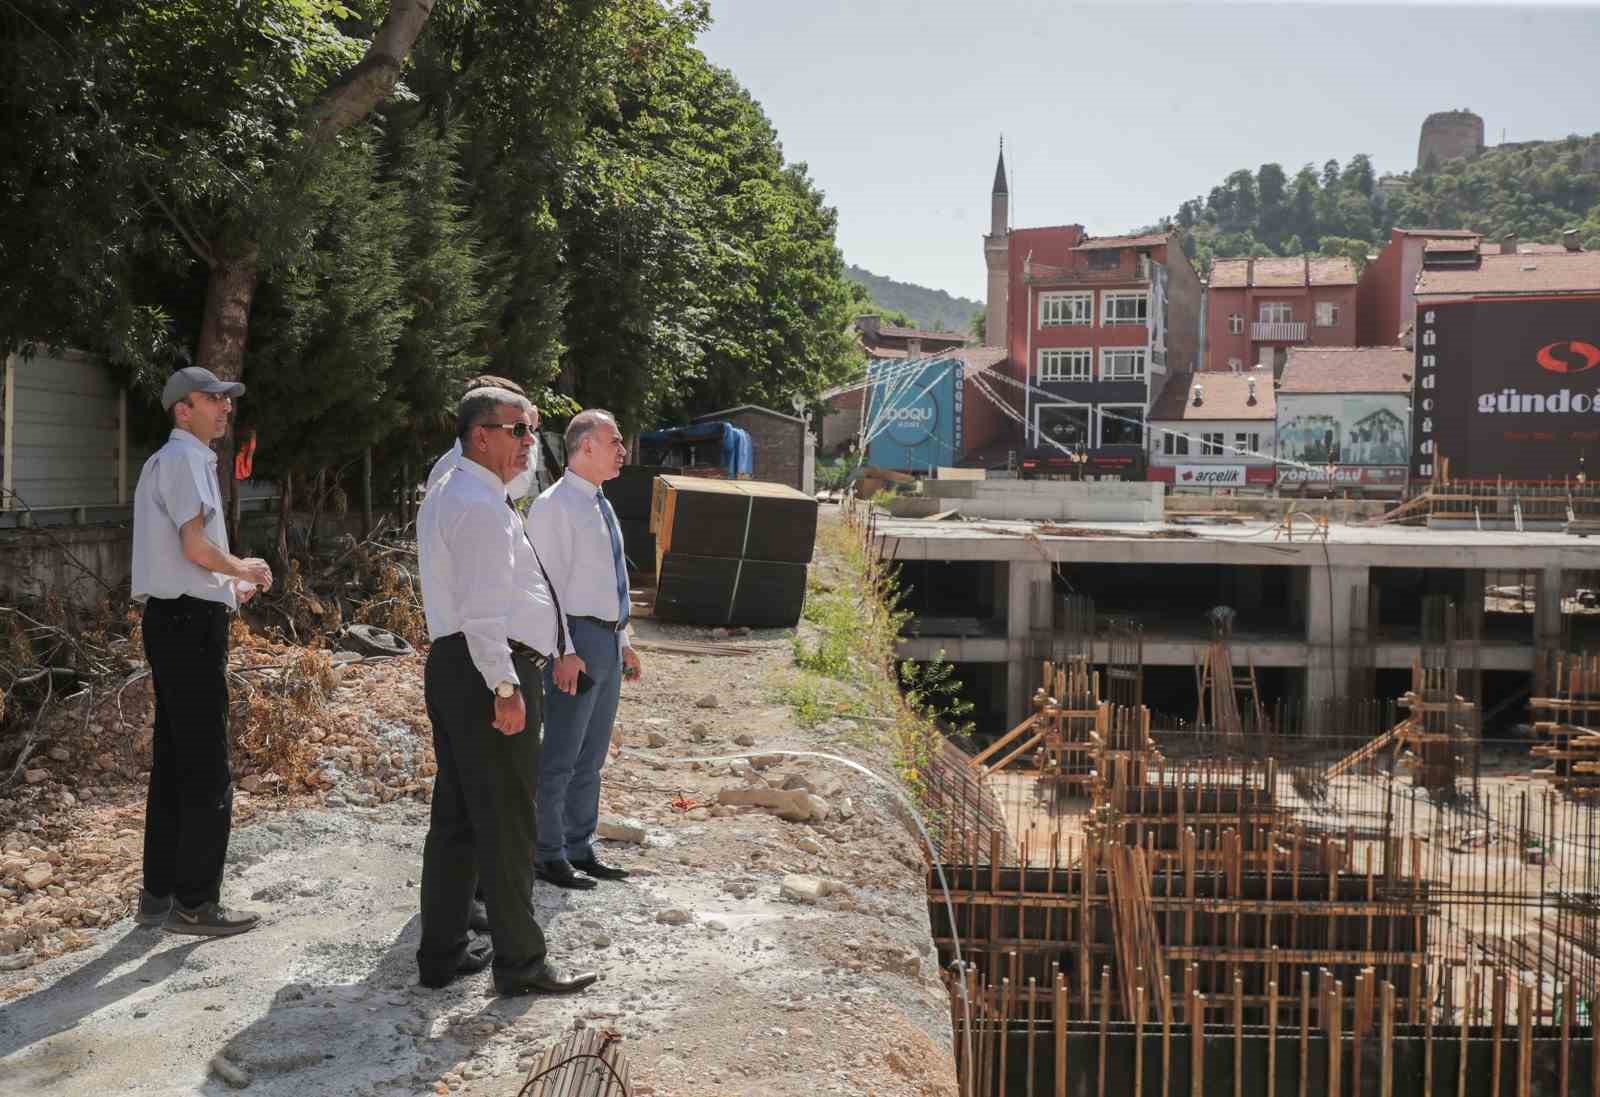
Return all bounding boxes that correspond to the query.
[131,429,238,610]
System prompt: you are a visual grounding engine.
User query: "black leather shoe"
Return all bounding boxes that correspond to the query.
[569,856,629,881]
[418,937,494,989]
[535,859,597,890]
[494,959,598,996]
[469,899,490,933]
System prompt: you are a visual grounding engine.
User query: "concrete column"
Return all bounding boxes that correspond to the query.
[1005,560,1052,727]
[1305,563,1370,709]
[1457,568,1486,703]
[1535,564,1564,690]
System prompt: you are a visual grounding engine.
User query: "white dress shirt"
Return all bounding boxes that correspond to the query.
[527,471,633,650]
[131,429,238,610]
[418,459,561,691]
[426,438,536,500]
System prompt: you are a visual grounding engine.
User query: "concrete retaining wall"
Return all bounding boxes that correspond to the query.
[919,479,1164,522]
[0,524,132,606]
[1166,494,1392,523]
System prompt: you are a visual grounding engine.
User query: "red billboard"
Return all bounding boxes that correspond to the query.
[1415,297,1600,480]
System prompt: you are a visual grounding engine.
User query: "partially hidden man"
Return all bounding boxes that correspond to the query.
[416,385,596,995]
[527,409,642,890]
[131,367,274,936]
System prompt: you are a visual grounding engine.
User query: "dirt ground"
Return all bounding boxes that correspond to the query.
[0,511,958,1096]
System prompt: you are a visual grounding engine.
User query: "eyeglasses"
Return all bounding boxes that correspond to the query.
[479,421,537,438]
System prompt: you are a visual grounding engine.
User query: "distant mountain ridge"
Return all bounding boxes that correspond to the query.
[844,264,980,333]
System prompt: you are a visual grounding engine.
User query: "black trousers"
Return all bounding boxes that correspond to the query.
[141,595,233,908]
[418,634,547,982]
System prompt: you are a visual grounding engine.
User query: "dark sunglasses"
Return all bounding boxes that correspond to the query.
[480,421,537,438]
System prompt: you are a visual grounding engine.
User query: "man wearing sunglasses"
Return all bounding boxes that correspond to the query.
[424,374,540,501]
[526,409,642,890]
[415,387,595,996]
[131,367,273,937]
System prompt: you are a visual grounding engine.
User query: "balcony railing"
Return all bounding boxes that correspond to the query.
[1252,321,1307,342]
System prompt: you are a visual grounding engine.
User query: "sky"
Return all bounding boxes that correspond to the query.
[695,0,1600,302]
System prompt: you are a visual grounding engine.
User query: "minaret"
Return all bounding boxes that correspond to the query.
[983,139,1010,349]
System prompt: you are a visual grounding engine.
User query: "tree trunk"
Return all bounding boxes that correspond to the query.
[195,249,260,536]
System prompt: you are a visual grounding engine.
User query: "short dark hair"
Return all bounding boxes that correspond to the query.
[463,374,526,398]
[457,387,534,448]
[564,409,619,458]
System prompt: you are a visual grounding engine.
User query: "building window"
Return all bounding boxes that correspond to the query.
[1086,248,1121,271]
[1201,432,1226,455]
[1315,301,1340,327]
[1233,432,1262,455]
[1258,302,1292,324]
[1102,291,1149,326]
[1035,403,1090,450]
[1099,348,1147,381]
[1227,358,1243,373]
[1162,431,1189,456]
[1099,404,1145,447]
[1228,314,1244,335]
[1038,348,1092,382]
[1039,292,1093,328]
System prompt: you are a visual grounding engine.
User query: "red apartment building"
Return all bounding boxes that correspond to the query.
[1002,225,1202,477]
[1204,256,1358,373]
[1356,228,1572,346]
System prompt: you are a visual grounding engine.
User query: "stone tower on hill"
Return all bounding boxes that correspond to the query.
[1417,109,1485,171]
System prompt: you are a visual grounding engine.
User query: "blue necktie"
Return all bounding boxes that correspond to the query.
[597,490,630,629]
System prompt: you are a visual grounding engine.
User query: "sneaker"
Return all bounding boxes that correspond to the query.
[135,890,172,927]
[164,900,261,937]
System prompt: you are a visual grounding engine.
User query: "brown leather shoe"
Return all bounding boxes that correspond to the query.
[494,960,598,996]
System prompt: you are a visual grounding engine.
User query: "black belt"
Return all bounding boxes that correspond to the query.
[569,615,624,633]
[436,632,549,671]
[509,639,551,671]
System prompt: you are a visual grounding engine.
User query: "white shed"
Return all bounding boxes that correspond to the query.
[1,349,129,513]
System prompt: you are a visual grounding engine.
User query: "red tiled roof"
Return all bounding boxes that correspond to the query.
[1207,255,1356,288]
[1424,237,1480,253]
[1073,231,1172,251]
[1307,257,1358,286]
[1395,227,1480,238]
[1415,250,1600,296]
[873,324,973,343]
[1251,257,1307,287]
[1278,347,1413,394]
[1149,371,1275,422]
[1208,258,1250,288]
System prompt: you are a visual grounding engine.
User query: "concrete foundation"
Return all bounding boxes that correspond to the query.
[918,479,1163,522]
[880,515,1587,734]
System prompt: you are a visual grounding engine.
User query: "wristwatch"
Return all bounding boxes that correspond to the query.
[495,681,517,699]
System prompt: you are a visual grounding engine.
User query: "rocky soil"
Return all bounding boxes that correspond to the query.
[0,512,958,1096]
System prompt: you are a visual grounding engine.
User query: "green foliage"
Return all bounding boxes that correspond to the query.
[843,264,980,332]
[1178,134,1600,272]
[0,0,869,507]
[1387,134,1600,249]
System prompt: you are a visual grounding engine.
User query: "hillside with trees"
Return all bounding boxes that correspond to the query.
[0,0,861,509]
[844,264,981,333]
[1174,133,1600,274]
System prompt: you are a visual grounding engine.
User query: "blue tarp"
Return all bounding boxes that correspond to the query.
[638,421,754,478]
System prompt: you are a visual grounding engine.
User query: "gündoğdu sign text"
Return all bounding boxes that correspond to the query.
[1414,297,1600,481]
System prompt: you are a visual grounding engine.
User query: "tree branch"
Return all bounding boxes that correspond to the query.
[308,0,435,139]
[140,178,215,266]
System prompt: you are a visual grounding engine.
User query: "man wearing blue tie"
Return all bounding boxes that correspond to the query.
[526,409,643,888]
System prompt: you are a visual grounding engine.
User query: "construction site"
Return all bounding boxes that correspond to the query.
[853,478,1600,1097]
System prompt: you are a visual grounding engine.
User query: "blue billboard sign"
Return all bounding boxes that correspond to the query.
[863,356,963,472]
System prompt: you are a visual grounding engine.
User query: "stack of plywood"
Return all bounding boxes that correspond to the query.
[649,475,817,627]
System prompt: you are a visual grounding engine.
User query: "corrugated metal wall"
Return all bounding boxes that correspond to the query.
[2,351,125,510]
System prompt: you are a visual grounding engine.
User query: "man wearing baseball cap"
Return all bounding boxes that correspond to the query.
[131,367,273,936]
